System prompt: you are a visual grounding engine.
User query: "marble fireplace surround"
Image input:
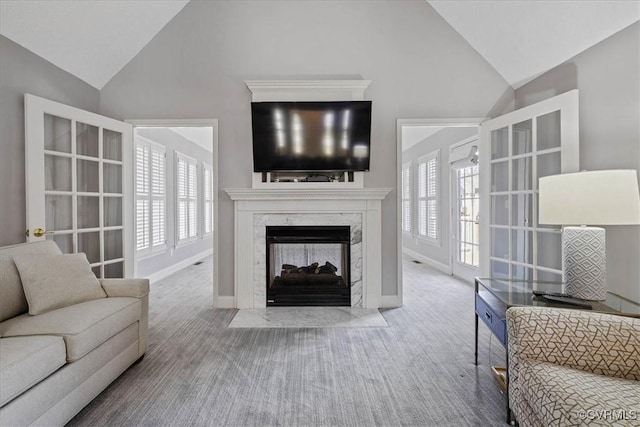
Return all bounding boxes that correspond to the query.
[225,188,391,309]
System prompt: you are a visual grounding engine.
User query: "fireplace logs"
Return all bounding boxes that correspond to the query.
[272,262,345,288]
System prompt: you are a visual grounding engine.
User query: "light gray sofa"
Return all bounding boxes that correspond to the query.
[507,307,640,427]
[0,241,149,426]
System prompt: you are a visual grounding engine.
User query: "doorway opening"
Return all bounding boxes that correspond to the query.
[396,118,484,305]
[128,119,220,307]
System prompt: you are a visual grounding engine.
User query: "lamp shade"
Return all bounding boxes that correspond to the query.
[539,170,640,225]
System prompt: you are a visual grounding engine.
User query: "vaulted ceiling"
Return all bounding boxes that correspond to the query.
[1,1,638,90]
[0,0,189,89]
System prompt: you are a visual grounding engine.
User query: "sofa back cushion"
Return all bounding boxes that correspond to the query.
[13,253,106,315]
[0,241,62,321]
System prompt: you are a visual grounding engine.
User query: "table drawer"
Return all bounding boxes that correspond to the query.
[476,294,507,346]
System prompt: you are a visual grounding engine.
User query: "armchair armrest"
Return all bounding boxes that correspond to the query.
[99,278,149,299]
[507,307,640,380]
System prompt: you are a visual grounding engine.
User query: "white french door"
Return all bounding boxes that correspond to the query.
[25,94,133,278]
[449,136,480,282]
[479,90,579,281]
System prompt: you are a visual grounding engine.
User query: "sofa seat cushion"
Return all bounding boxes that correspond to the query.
[0,297,141,362]
[520,359,640,425]
[0,335,66,406]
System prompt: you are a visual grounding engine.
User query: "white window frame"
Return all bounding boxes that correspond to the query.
[401,161,413,234]
[176,152,198,246]
[202,162,214,238]
[135,137,166,258]
[416,150,440,245]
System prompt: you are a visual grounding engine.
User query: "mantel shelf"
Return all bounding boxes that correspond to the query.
[225,188,391,201]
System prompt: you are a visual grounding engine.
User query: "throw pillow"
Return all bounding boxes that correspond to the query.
[13,253,107,315]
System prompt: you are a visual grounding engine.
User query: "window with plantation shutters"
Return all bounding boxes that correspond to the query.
[203,163,214,236]
[136,140,166,255]
[401,162,412,233]
[417,151,439,243]
[176,152,198,244]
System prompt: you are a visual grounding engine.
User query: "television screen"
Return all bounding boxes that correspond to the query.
[251,101,372,172]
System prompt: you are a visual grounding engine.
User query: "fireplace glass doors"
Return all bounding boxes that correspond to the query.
[266,226,350,306]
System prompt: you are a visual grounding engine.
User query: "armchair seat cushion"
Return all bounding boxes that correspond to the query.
[0,297,141,362]
[520,359,640,425]
[0,336,66,406]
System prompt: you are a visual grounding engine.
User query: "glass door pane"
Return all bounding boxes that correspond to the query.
[103,129,122,161]
[47,234,73,254]
[44,114,71,153]
[77,159,99,192]
[76,122,99,157]
[44,156,72,191]
[45,195,73,230]
[536,111,561,151]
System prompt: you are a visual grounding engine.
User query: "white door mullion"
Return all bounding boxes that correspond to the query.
[507,124,513,279]
[532,116,539,281]
[71,119,78,253]
[98,127,105,272]
[147,149,153,253]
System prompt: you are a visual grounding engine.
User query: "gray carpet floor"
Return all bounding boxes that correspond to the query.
[68,256,508,427]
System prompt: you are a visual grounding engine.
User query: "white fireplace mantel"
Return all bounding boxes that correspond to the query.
[225,188,391,309]
[226,188,390,201]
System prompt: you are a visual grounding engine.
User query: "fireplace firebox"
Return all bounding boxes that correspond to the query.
[266,225,350,306]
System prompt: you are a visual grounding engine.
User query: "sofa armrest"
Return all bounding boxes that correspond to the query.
[99,278,149,299]
[507,307,640,380]
[100,278,149,358]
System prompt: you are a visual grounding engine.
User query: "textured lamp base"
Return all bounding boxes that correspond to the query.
[563,226,606,301]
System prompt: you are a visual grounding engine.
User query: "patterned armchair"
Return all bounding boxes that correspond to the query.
[506,307,640,426]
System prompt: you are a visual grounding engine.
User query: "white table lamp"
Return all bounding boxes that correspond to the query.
[539,170,640,300]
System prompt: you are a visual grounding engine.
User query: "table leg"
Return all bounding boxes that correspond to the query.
[474,313,478,365]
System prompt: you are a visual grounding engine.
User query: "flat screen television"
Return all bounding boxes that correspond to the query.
[251,101,372,172]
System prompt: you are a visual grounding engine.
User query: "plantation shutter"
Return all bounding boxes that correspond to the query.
[136,144,150,251]
[150,148,165,248]
[401,163,412,233]
[136,140,166,255]
[417,151,439,242]
[177,153,198,243]
[203,164,214,235]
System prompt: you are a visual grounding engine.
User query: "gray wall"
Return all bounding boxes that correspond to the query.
[135,128,214,278]
[515,22,640,302]
[0,35,100,246]
[98,0,512,298]
[402,127,478,268]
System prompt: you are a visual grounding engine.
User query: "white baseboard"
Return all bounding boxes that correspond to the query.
[146,248,214,284]
[380,295,401,308]
[215,296,235,309]
[402,247,452,275]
